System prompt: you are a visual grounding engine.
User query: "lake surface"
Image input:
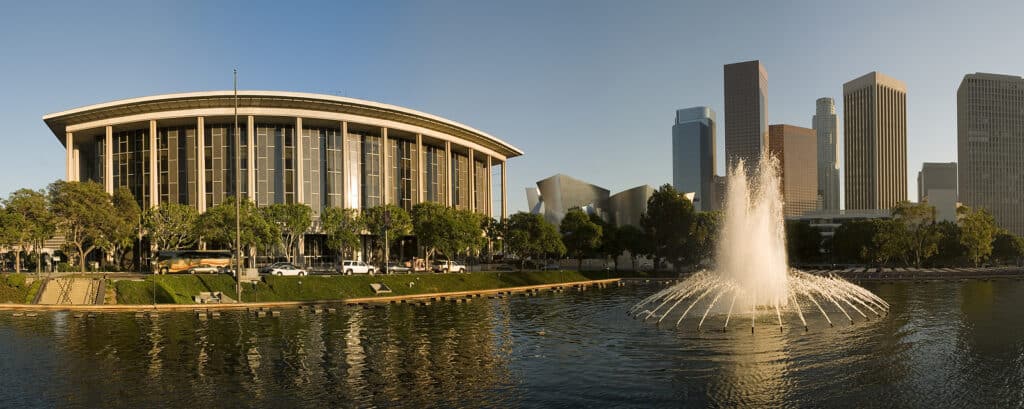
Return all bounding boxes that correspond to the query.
[1,279,1023,408]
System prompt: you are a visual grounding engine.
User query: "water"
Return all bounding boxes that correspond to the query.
[633,158,889,328]
[1,281,1023,408]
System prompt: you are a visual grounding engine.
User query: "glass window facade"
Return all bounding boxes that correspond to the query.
[474,158,488,213]
[423,145,447,204]
[112,129,150,207]
[388,137,417,210]
[255,123,294,206]
[203,124,248,207]
[359,133,381,209]
[451,153,469,210]
[157,126,198,206]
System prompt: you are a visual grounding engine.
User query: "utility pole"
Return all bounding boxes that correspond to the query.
[234,69,242,303]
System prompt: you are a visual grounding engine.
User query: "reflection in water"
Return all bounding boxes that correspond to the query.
[0,281,1023,408]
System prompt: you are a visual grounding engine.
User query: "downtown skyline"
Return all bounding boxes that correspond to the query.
[1,1,1022,213]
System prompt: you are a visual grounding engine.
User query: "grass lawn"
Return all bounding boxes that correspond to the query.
[113,270,598,305]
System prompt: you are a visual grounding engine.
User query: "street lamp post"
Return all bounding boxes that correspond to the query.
[234,69,242,304]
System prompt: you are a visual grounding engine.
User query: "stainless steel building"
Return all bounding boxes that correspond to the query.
[813,97,840,211]
[528,174,655,228]
[843,72,907,210]
[45,91,522,220]
[672,107,716,211]
[724,60,768,173]
[958,73,1024,234]
[607,185,656,228]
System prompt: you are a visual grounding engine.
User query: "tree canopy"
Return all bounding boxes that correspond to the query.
[144,202,199,251]
[641,184,695,271]
[506,212,565,265]
[2,188,53,273]
[197,197,279,259]
[560,208,602,270]
[262,203,312,262]
[362,205,412,262]
[321,206,363,260]
[48,180,117,273]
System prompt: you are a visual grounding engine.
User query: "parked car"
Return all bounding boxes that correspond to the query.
[541,263,562,271]
[340,260,375,275]
[433,260,467,273]
[259,262,290,275]
[383,262,411,274]
[493,264,518,272]
[266,263,307,276]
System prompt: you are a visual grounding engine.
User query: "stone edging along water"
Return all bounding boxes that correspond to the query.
[0,278,622,312]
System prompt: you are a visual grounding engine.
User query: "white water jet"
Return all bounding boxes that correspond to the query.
[631,155,889,331]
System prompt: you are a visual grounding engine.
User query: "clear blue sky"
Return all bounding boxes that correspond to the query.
[1,0,1021,213]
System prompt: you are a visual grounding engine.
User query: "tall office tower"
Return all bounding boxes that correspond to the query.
[768,124,818,217]
[843,71,907,210]
[724,60,768,174]
[917,162,958,222]
[958,73,1024,234]
[672,107,717,211]
[813,97,840,211]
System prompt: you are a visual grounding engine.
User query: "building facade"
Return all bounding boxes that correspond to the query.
[813,97,840,211]
[958,73,1024,234]
[768,124,818,217]
[672,106,716,211]
[843,71,907,210]
[45,91,522,260]
[724,60,768,173]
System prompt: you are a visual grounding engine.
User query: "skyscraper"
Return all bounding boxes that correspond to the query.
[672,107,716,211]
[917,162,958,222]
[813,97,840,211]
[768,124,818,217]
[843,71,907,210]
[724,60,768,173]
[958,73,1024,234]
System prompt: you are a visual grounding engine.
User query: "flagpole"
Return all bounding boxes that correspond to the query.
[234,68,242,303]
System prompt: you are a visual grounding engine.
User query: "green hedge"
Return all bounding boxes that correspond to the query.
[0,273,40,304]
[114,270,596,304]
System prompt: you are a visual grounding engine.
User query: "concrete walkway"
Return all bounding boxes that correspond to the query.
[37,278,101,305]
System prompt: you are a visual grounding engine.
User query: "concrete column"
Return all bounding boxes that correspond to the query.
[149,120,158,208]
[197,116,206,212]
[468,148,475,213]
[72,148,80,181]
[65,132,75,181]
[341,121,349,208]
[381,127,389,205]
[104,126,113,193]
[416,133,424,204]
[486,156,492,217]
[295,117,304,204]
[247,115,255,200]
[445,141,452,207]
[501,161,507,220]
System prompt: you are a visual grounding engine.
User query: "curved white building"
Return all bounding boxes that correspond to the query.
[44,91,522,219]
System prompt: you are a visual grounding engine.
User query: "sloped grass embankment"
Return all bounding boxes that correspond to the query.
[114,270,595,305]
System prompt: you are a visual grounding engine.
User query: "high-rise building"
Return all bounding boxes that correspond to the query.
[958,73,1024,234]
[724,60,768,173]
[843,71,907,210]
[813,97,840,211]
[917,162,958,222]
[768,124,818,217]
[672,107,716,211]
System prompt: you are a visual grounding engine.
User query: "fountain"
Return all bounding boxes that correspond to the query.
[630,156,889,331]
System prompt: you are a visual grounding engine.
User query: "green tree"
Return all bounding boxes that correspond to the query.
[640,184,695,271]
[932,220,965,266]
[262,203,312,262]
[891,201,941,267]
[873,219,909,266]
[144,202,200,251]
[321,206,363,260]
[3,189,54,273]
[959,206,998,266]
[48,180,117,273]
[690,211,722,266]
[593,215,624,271]
[506,212,565,267]
[449,209,486,260]
[197,197,279,265]
[991,231,1024,265]
[106,187,141,270]
[560,208,602,270]
[785,220,821,264]
[617,224,648,271]
[362,205,412,263]
[411,202,449,265]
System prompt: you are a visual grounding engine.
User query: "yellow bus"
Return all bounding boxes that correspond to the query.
[155,250,233,274]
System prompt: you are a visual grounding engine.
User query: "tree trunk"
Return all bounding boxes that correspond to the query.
[79,246,87,274]
[14,250,21,273]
